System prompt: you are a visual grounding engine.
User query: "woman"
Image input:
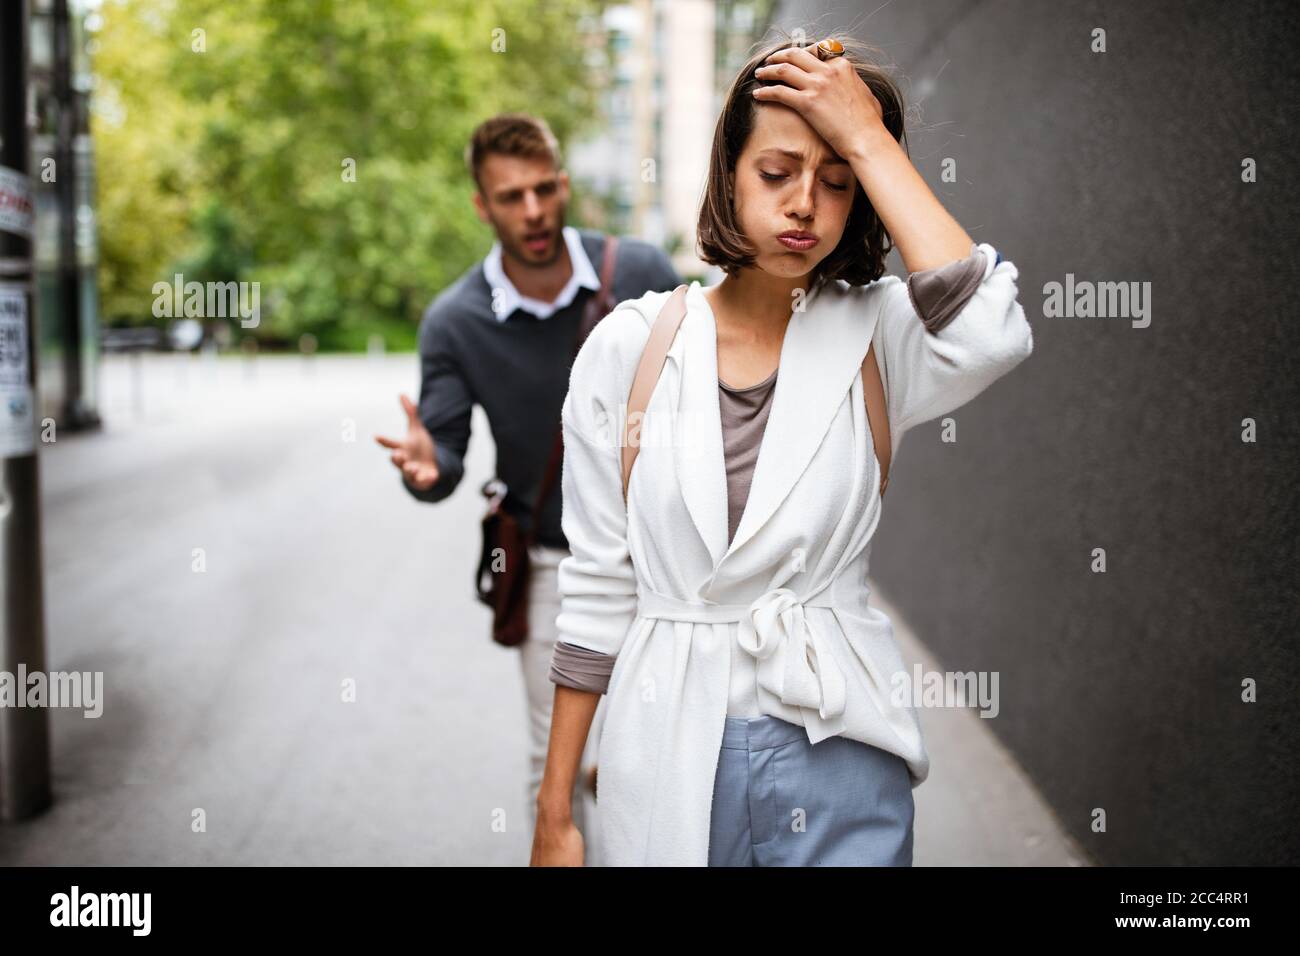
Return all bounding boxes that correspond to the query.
[531,35,1033,866]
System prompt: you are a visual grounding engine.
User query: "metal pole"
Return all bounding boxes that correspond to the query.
[51,0,97,430]
[52,0,82,422]
[0,0,53,822]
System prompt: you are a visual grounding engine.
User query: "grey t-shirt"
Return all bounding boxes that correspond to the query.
[548,245,990,694]
[718,366,780,545]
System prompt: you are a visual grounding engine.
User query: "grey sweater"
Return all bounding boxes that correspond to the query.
[403,229,681,548]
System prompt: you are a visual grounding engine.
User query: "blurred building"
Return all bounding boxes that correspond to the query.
[27,0,101,430]
[568,0,775,281]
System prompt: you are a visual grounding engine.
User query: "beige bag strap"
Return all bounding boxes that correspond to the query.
[621,285,689,502]
[620,284,891,502]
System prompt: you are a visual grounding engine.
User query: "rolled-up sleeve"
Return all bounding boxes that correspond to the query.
[549,640,618,693]
[546,311,642,693]
[906,242,990,334]
[876,241,1034,437]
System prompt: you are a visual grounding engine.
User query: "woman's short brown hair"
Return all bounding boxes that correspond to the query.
[697,35,908,291]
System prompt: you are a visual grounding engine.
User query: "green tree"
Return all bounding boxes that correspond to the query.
[92,0,608,349]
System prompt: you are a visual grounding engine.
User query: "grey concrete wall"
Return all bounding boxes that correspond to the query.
[774,0,1299,864]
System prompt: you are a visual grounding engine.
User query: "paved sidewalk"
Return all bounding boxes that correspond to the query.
[873,584,1091,866]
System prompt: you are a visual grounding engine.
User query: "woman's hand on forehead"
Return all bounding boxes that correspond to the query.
[752,45,886,161]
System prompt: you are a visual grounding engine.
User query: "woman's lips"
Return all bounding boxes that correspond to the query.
[777,233,819,251]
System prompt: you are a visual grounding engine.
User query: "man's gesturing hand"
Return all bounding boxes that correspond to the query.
[375,394,440,491]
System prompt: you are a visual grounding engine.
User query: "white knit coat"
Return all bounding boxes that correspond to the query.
[553,243,1033,865]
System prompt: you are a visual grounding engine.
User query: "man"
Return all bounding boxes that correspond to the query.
[374,113,681,855]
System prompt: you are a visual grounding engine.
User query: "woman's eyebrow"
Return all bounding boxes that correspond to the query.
[757,147,849,167]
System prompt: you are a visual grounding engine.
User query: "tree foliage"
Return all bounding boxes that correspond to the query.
[92,0,606,349]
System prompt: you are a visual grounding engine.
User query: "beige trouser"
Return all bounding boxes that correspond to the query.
[522,541,608,865]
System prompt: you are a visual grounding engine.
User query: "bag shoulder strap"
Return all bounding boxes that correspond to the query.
[861,339,891,497]
[526,235,622,542]
[621,284,689,502]
[589,234,620,329]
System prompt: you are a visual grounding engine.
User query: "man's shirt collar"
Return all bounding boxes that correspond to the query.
[482,225,601,321]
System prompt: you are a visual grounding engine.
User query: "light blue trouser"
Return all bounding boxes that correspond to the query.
[707,714,915,866]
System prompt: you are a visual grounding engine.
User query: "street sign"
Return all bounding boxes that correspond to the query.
[0,165,34,239]
[0,283,35,458]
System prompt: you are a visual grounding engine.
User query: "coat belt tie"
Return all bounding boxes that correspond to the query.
[635,585,848,741]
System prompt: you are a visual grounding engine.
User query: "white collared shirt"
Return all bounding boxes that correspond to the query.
[481,225,601,321]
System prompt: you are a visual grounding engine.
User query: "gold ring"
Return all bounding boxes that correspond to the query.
[814,38,845,61]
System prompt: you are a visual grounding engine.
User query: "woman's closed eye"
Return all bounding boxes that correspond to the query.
[758,170,848,191]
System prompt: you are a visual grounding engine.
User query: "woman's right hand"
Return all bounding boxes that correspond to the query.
[530,688,602,865]
[530,810,585,866]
